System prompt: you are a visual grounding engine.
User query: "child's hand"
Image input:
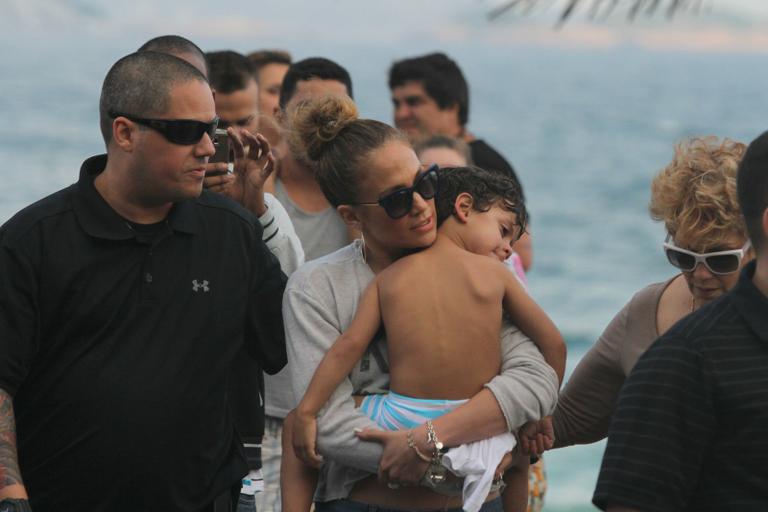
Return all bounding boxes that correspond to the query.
[292,411,323,468]
[517,417,554,457]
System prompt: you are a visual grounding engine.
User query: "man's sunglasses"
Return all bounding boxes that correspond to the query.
[350,164,440,219]
[663,235,751,275]
[109,111,219,145]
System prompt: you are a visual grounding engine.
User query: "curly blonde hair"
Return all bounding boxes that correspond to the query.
[649,136,747,250]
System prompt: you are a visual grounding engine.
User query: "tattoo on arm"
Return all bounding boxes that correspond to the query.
[0,388,23,490]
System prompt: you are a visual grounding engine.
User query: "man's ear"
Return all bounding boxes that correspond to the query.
[337,204,363,230]
[453,192,474,223]
[112,117,138,153]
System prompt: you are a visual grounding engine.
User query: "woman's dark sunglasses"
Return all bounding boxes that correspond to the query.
[663,236,751,275]
[351,164,440,219]
[109,111,219,145]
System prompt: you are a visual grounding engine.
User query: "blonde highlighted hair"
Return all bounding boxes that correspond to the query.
[649,136,747,250]
[287,95,406,207]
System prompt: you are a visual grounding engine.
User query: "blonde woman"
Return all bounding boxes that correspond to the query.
[522,137,751,456]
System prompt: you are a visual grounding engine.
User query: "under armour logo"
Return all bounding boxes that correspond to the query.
[192,279,210,292]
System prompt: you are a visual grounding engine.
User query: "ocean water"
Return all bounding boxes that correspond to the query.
[2,29,768,511]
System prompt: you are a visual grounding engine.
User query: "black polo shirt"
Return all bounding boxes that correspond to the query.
[0,155,287,511]
[593,260,768,511]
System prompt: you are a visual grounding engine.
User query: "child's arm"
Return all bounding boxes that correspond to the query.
[501,453,530,512]
[292,278,383,464]
[502,269,566,385]
[281,411,319,511]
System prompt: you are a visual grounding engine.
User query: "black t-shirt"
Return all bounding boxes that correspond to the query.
[468,139,523,196]
[593,261,768,511]
[0,155,287,511]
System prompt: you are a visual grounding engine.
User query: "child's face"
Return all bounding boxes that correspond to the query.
[465,203,519,261]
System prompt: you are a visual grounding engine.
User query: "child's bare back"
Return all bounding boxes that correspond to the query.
[378,237,507,400]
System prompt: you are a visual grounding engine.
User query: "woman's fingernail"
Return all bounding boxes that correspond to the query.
[353,428,363,433]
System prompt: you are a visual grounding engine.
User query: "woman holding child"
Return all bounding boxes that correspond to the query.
[281,95,559,511]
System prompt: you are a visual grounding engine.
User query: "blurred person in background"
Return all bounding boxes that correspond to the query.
[389,52,532,272]
[413,133,472,168]
[247,49,292,155]
[207,51,260,138]
[259,57,357,512]
[264,57,357,262]
[247,49,292,122]
[138,34,209,76]
[205,47,304,512]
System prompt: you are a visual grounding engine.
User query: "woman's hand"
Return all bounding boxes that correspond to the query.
[356,428,430,485]
[518,416,554,457]
[291,410,324,468]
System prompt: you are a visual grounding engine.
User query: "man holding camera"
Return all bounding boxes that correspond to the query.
[0,51,287,511]
[205,48,305,512]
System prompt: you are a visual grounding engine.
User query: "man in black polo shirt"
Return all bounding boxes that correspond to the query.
[0,51,287,511]
[592,133,768,511]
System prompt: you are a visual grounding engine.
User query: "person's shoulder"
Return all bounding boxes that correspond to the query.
[625,278,671,318]
[631,278,672,303]
[286,241,365,295]
[469,139,514,172]
[469,138,500,155]
[0,185,77,243]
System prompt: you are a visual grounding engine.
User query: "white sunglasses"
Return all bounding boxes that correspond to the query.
[663,235,751,275]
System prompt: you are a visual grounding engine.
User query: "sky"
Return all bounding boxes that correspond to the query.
[4,0,768,53]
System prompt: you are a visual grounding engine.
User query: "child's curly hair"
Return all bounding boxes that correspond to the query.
[435,165,528,239]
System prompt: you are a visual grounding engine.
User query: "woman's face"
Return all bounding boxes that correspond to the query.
[354,141,437,258]
[676,232,752,304]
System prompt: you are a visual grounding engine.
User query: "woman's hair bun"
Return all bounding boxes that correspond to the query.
[288,94,359,162]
